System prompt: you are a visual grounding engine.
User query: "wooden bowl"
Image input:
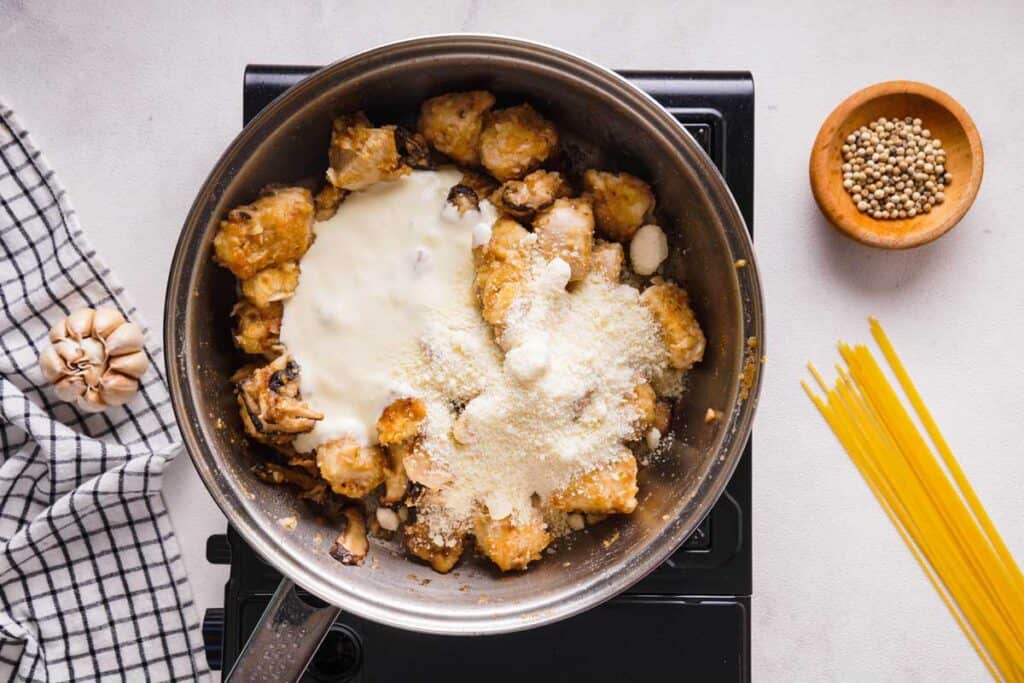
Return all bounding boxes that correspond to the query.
[809,81,983,249]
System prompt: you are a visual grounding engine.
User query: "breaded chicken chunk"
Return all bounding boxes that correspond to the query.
[627,382,672,438]
[473,509,552,571]
[380,439,411,504]
[493,170,572,219]
[582,170,656,242]
[376,398,427,445]
[316,435,385,499]
[640,278,706,371]
[550,453,639,514]
[241,261,300,308]
[591,240,624,282]
[479,104,558,181]
[417,91,496,166]
[213,186,314,279]
[326,112,410,191]
[232,300,283,357]
[473,218,535,344]
[404,519,465,574]
[314,184,347,221]
[533,197,594,283]
[234,355,322,446]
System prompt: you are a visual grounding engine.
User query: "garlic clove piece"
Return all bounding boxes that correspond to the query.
[76,387,108,412]
[92,307,125,338]
[79,337,106,366]
[66,308,96,339]
[54,374,87,401]
[38,346,67,383]
[99,370,139,406]
[104,322,145,356]
[107,349,149,379]
[54,339,85,365]
[80,364,103,388]
[48,318,69,343]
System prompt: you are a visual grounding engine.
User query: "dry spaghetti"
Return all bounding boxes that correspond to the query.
[803,318,1024,681]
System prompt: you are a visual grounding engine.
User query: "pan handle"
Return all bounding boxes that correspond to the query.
[225,577,341,682]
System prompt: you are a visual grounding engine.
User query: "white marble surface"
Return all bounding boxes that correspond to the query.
[3,1,1023,680]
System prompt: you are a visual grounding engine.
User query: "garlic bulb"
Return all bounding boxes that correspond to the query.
[38,307,148,412]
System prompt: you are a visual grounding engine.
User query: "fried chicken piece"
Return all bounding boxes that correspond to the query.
[241,262,300,308]
[404,519,465,573]
[417,91,496,167]
[376,398,427,445]
[473,508,552,572]
[479,104,558,181]
[591,240,624,282]
[316,435,386,499]
[402,442,452,489]
[582,170,656,242]
[314,184,347,221]
[232,300,282,357]
[235,355,323,446]
[458,170,501,200]
[640,278,706,372]
[326,112,410,191]
[213,186,315,279]
[533,197,594,283]
[628,382,658,438]
[394,127,442,170]
[550,453,639,514]
[493,170,572,219]
[472,218,535,344]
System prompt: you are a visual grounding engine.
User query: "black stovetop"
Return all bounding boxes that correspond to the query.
[201,67,754,682]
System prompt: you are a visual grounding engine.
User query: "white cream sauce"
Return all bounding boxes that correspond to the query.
[281,169,497,451]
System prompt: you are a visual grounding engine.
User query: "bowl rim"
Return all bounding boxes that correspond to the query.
[809,79,984,249]
[164,33,765,634]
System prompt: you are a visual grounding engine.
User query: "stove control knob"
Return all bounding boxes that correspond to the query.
[306,623,363,682]
[202,608,224,671]
[206,534,231,564]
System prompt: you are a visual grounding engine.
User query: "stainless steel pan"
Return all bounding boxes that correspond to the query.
[164,34,764,680]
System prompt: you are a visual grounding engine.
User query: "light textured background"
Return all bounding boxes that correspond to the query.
[3,1,1023,680]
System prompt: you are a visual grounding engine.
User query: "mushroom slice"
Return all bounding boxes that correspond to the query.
[404,518,464,574]
[493,170,571,219]
[329,506,369,566]
[395,127,443,170]
[479,103,558,181]
[232,300,283,358]
[381,439,411,505]
[639,278,706,372]
[417,91,496,166]
[252,460,322,492]
[213,186,315,279]
[458,170,501,201]
[235,355,323,446]
[326,112,410,191]
[591,240,624,282]
[316,436,385,499]
[473,508,552,572]
[446,184,480,215]
[550,452,639,515]
[241,262,300,308]
[533,197,594,283]
[582,169,656,242]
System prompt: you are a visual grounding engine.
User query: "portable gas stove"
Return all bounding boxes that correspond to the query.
[200,66,754,682]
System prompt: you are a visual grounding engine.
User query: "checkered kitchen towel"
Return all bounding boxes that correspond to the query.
[0,104,210,680]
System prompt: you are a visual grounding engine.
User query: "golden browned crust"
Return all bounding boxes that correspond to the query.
[472,218,534,344]
[533,197,595,283]
[493,170,572,219]
[479,104,558,181]
[417,91,496,166]
[404,519,465,573]
[640,279,706,372]
[473,509,552,571]
[316,436,386,498]
[376,398,427,446]
[213,186,314,279]
[582,169,655,242]
[314,184,347,221]
[326,112,410,191]
[240,262,300,308]
[591,240,624,282]
[232,300,283,357]
[550,453,638,514]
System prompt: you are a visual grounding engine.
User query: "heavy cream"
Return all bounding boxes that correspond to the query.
[281,169,497,451]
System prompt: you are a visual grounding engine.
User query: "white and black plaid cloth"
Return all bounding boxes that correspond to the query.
[0,104,210,681]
